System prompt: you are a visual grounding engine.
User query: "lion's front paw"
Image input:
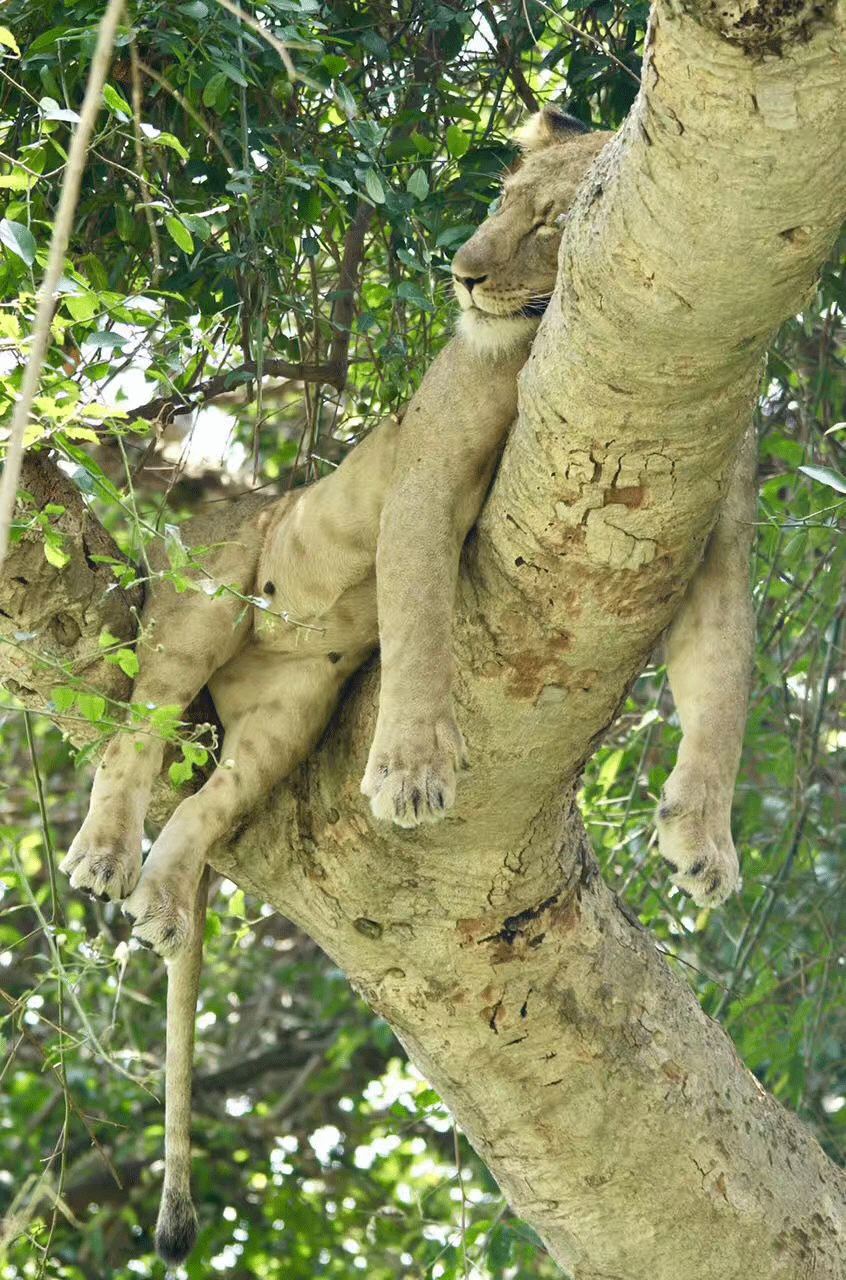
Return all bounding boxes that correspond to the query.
[656,759,739,907]
[60,819,142,902]
[123,872,195,959]
[361,714,467,828]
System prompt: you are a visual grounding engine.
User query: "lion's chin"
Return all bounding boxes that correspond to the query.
[457,308,542,355]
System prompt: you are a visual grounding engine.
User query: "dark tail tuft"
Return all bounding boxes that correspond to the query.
[155,1188,198,1265]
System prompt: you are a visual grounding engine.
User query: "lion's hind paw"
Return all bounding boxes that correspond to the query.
[123,875,195,959]
[656,763,739,908]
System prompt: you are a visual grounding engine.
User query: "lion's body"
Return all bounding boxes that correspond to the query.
[61,108,755,1264]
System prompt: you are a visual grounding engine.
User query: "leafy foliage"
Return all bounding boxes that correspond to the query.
[0,0,843,1277]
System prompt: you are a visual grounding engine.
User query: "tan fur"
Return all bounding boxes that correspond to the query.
[60,108,754,1262]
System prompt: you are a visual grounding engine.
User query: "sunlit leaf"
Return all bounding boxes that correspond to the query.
[0,217,35,265]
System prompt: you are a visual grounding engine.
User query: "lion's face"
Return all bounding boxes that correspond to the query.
[452,111,612,353]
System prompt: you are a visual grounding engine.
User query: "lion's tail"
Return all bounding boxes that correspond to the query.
[155,866,209,1265]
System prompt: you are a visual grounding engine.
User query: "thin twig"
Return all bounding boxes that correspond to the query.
[128,36,162,284]
[212,0,298,81]
[135,58,237,170]
[0,0,128,570]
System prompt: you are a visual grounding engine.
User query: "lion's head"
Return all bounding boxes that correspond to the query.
[452,107,612,352]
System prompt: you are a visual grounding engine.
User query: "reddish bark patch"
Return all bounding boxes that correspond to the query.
[604,484,645,509]
[505,648,571,700]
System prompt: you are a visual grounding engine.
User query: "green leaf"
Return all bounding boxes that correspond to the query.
[798,464,846,495]
[168,758,194,787]
[83,330,125,350]
[76,693,106,724]
[168,745,207,786]
[446,124,470,158]
[115,648,140,678]
[363,168,385,204]
[211,58,249,88]
[54,438,123,503]
[43,536,70,568]
[51,686,76,713]
[64,292,99,322]
[145,129,190,162]
[228,888,246,919]
[147,704,183,735]
[395,280,434,311]
[179,213,211,242]
[102,83,130,115]
[0,26,21,55]
[0,171,34,191]
[406,168,429,201]
[0,217,35,265]
[411,131,436,156]
[202,70,229,109]
[165,215,194,254]
[164,523,189,568]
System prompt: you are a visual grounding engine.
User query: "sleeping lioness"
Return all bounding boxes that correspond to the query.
[60,107,755,1262]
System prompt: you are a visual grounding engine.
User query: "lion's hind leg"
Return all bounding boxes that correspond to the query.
[656,427,757,907]
[124,657,348,957]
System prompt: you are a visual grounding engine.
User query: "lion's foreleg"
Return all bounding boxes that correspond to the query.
[656,427,757,906]
[362,475,471,826]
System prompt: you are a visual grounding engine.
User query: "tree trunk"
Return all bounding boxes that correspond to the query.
[5,0,846,1275]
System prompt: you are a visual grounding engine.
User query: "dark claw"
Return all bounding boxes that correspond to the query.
[410,788,421,818]
[664,858,679,873]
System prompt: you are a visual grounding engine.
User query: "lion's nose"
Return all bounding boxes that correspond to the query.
[453,273,487,293]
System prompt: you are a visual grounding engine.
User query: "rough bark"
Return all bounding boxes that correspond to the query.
[5,0,846,1276]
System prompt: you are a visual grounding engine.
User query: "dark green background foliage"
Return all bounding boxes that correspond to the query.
[0,0,842,1276]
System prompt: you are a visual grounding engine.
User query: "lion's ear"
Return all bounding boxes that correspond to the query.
[515,105,591,153]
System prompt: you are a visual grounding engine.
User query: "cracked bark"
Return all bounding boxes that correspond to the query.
[4,0,846,1276]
